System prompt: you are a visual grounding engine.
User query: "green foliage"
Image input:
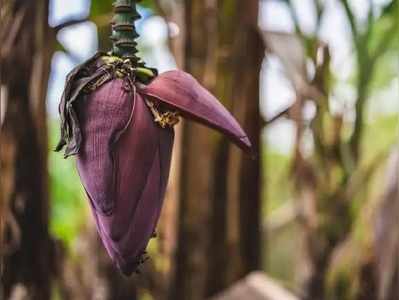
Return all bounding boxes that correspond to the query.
[362,114,399,162]
[265,224,302,287]
[371,52,398,89]
[49,121,88,249]
[139,0,156,10]
[90,0,155,20]
[263,149,292,215]
[263,144,298,286]
[367,2,399,89]
[90,1,112,19]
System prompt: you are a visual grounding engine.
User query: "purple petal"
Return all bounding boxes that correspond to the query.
[141,70,252,153]
[76,79,132,215]
[77,87,174,275]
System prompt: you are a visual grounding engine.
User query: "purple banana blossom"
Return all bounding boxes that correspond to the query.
[57,53,251,275]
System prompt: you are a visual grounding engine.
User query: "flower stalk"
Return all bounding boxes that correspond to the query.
[110,0,141,62]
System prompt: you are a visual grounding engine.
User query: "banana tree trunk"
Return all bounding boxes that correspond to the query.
[0,1,55,299]
[171,1,264,299]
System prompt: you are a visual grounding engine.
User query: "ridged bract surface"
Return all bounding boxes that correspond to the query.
[77,79,173,274]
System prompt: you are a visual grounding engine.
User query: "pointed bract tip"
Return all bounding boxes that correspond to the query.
[142,70,254,154]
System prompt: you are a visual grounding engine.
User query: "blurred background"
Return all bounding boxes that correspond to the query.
[0,0,398,299]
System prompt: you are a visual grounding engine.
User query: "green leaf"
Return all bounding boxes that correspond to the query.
[49,120,88,249]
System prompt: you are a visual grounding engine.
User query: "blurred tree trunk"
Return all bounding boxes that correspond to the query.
[150,2,186,299]
[369,148,399,300]
[0,1,55,299]
[171,1,264,299]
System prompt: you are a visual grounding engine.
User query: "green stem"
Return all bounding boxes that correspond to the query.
[110,0,141,63]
